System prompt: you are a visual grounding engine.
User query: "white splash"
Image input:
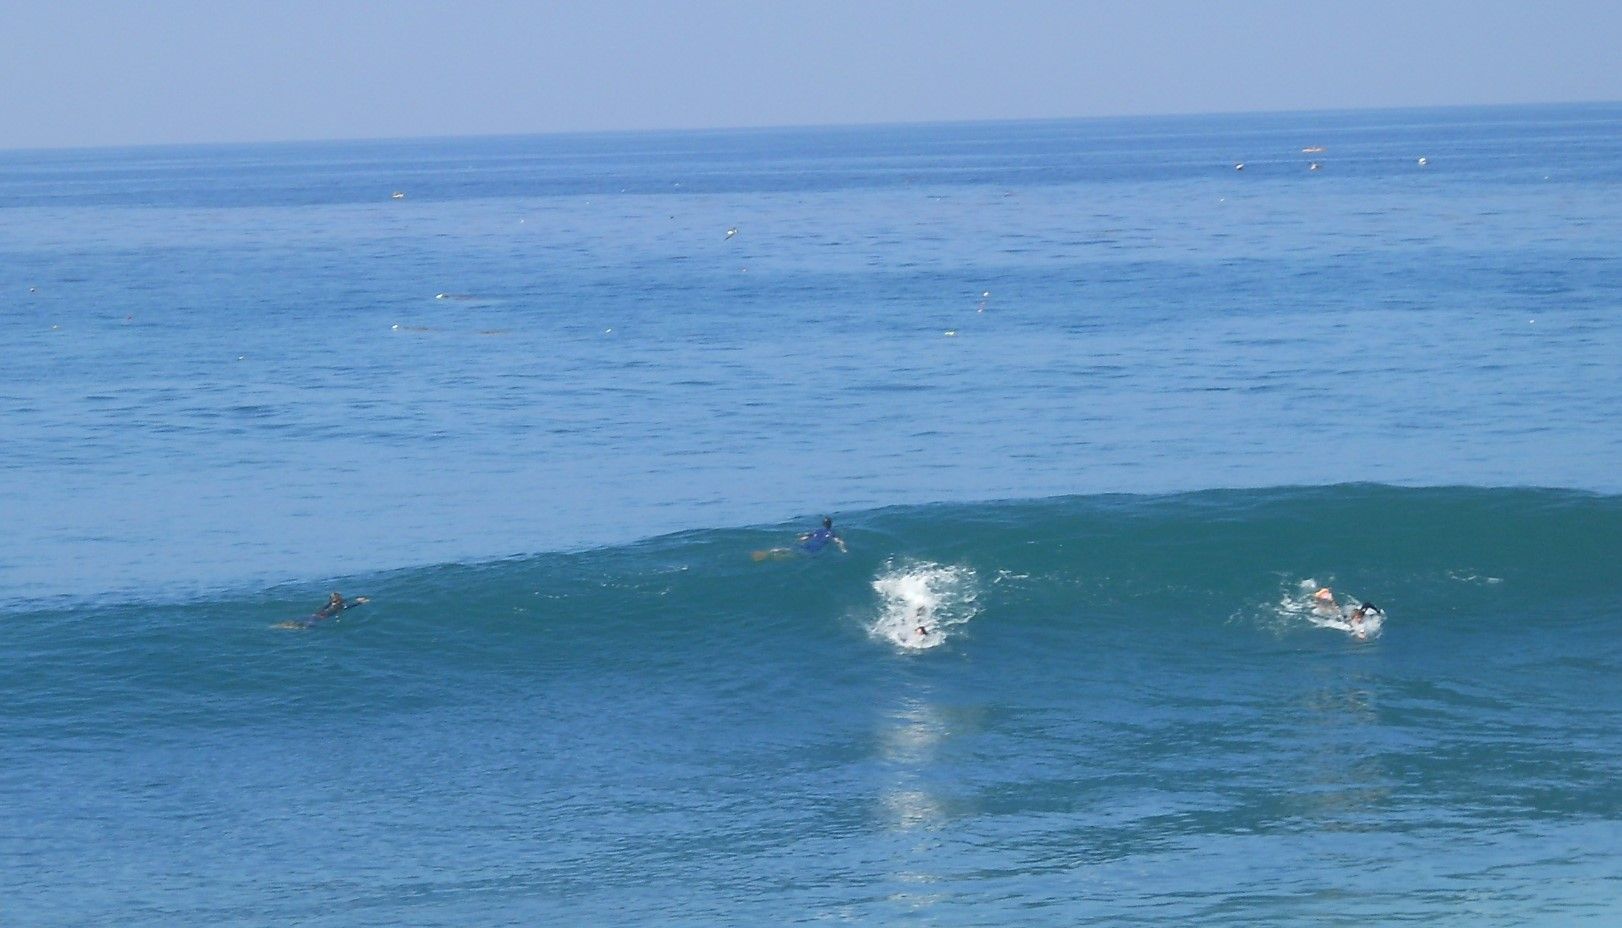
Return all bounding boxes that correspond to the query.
[869,561,979,651]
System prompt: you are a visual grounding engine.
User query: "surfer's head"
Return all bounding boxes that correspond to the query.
[1314,588,1334,602]
[822,516,832,529]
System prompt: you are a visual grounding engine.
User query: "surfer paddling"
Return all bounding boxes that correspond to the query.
[798,516,848,555]
[752,516,848,561]
[1348,602,1381,630]
[1312,586,1339,615]
[276,591,369,629]
[1309,585,1383,637]
[313,591,366,620]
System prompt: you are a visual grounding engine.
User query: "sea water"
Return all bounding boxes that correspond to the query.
[2,105,1620,926]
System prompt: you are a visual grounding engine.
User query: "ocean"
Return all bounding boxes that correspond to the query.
[3,104,1620,925]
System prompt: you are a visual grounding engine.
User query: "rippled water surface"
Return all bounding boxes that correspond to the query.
[3,106,1620,926]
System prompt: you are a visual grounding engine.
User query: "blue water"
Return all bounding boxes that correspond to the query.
[3,105,1621,925]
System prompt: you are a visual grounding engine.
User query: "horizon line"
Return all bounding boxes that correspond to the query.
[3,98,1618,158]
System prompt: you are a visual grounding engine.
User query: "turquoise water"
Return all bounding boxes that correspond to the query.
[3,105,1621,925]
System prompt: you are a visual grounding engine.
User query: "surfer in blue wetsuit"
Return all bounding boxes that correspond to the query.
[751,516,848,561]
[798,516,847,555]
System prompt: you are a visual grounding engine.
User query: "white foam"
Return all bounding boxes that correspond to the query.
[869,561,979,651]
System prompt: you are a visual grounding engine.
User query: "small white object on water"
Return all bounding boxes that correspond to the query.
[944,330,957,337]
[1309,162,1321,171]
[605,328,613,334]
[1234,162,1245,171]
[435,293,447,299]
[391,323,400,330]
[1417,157,1429,166]
[725,227,738,240]
[391,191,405,199]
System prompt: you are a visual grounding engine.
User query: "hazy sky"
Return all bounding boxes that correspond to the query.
[3,0,1618,150]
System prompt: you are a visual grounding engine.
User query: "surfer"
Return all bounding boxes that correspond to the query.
[314,591,351,620]
[914,605,932,638]
[277,592,368,629]
[1348,602,1381,628]
[1312,586,1339,615]
[798,516,848,555]
[751,516,847,561]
